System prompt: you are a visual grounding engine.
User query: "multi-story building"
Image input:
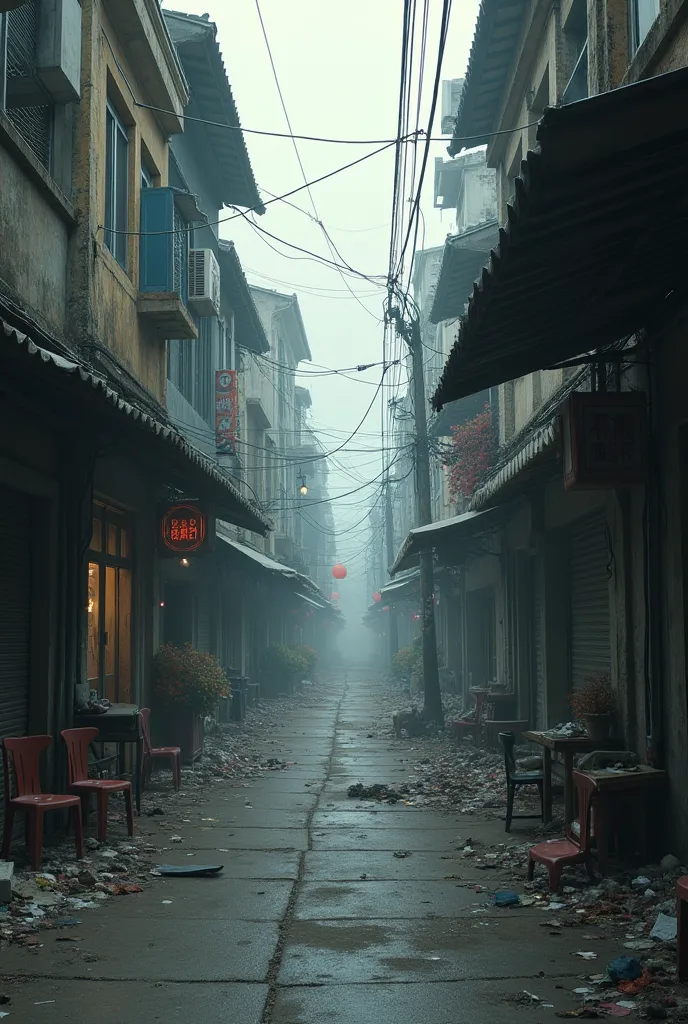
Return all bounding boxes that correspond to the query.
[393,0,688,852]
[0,0,269,776]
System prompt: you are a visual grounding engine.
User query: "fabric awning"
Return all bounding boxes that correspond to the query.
[0,318,271,535]
[433,65,688,409]
[391,507,502,576]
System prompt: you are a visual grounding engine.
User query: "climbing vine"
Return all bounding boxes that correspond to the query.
[445,404,496,501]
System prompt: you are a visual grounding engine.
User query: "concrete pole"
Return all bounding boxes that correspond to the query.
[384,479,399,664]
[409,317,444,727]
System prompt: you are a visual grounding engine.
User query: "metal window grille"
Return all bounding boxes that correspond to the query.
[5,1,53,170]
[173,206,188,301]
[104,103,128,267]
[195,318,213,425]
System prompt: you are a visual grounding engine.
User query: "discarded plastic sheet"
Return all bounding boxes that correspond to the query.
[573,951,598,960]
[156,865,224,877]
[598,1004,631,1017]
[617,969,652,996]
[623,939,654,950]
[650,912,677,942]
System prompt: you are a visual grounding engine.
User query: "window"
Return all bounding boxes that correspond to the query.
[562,0,589,103]
[104,100,129,268]
[631,0,659,50]
[3,1,54,170]
[88,502,133,703]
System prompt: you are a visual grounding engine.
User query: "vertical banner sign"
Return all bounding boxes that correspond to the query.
[215,370,239,453]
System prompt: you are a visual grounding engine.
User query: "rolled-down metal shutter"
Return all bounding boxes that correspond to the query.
[0,486,32,799]
[569,511,611,690]
[196,592,212,653]
[532,559,546,728]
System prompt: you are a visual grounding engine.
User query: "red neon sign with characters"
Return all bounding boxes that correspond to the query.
[161,503,207,554]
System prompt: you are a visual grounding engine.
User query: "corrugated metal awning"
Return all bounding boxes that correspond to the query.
[0,318,271,536]
[433,66,688,409]
[379,569,420,600]
[471,419,559,510]
[391,506,502,576]
[429,221,499,325]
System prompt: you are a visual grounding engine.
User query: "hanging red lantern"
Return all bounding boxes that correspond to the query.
[331,563,347,580]
[382,605,390,612]
[373,591,382,603]
[330,591,340,601]
[411,612,420,621]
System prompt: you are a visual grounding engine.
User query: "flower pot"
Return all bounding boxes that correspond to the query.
[583,713,613,742]
[155,705,204,764]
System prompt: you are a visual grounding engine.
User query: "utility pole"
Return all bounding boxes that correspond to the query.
[384,478,399,663]
[388,306,444,727]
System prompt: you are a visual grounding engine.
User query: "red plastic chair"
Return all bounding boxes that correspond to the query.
[1,736,84,870]
[61,728,134,843]
[527,770,598,892]
[450,691,487,745]
[140,709,181,791]
[677,876,688,981]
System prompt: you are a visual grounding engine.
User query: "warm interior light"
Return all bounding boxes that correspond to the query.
[299,477,308,496]
[180,557,190,568]
[159,601,165,608]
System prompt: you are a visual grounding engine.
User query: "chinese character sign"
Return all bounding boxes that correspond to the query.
[161,503,207,554]
[216,370,239,454]
[562,392,647,490]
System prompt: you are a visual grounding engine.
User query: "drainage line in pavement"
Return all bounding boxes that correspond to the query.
[260,681,347,1023]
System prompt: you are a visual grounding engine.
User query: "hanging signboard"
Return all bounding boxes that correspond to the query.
[215,370,239,454]
[561,391,648,490]
[159,502,215,556]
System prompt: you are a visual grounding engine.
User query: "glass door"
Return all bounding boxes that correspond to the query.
[87,502,134,703]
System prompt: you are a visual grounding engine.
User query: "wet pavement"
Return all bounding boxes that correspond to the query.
[0,672,645,1021]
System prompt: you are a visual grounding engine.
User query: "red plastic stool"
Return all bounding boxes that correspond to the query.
[677,876,688,981]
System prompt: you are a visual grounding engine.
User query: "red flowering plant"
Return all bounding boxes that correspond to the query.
[446,404,496,501]
[153,643,230,716]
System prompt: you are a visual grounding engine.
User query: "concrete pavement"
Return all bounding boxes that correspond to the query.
[1,672,629,1022]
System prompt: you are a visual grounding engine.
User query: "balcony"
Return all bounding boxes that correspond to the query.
[138,187,200,340]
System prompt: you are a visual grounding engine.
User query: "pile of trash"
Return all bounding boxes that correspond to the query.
[1,837,154,949]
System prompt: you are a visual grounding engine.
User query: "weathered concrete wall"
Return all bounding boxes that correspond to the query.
[69,0,183,400]
[0,130,71,335]
[653,314,688,855]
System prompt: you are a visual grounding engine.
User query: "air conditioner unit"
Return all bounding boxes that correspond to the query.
[188,249,221,316]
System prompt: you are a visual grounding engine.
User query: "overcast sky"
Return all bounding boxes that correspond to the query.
[162,0,480,619]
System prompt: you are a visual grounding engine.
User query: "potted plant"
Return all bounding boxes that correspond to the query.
[570,673,617,741]
[261,644,308,697]
[293,644,318,681]
[153,643,230,763]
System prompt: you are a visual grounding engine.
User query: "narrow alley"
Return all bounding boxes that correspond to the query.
[0,672,640,1023]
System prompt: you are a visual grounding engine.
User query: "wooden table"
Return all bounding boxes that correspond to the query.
[522,730,625,824]
[75,703,143,813]
[578,765,666,871]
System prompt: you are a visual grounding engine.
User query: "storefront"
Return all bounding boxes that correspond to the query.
[568,510,612,691]
[87,500,134,703]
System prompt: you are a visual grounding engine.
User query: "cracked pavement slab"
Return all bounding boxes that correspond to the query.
[0,673,635,1022]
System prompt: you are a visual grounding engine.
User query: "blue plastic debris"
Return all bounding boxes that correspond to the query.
[494,890,521,907]
[607,957,643,982]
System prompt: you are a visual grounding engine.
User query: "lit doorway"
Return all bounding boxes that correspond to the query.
[87,502,133,703]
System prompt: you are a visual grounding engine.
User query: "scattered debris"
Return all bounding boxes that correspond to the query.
[393,850,412,859]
